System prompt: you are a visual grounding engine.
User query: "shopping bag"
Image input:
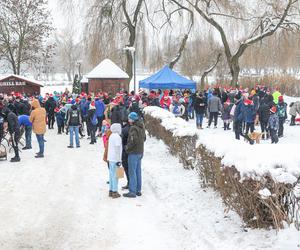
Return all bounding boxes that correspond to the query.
[116,167,124,179]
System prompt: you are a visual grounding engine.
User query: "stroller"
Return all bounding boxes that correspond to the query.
[0,126,7,161]
[0,142,7,161]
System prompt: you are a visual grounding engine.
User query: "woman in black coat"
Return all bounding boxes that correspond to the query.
[193,93,206,129]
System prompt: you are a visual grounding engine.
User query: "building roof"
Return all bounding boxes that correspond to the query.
[87,59,129,79]
[0,74,43,87]
[80,75,89,83]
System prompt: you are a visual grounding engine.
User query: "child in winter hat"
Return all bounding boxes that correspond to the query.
[268,106,279,144]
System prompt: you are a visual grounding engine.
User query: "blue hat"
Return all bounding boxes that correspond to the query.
[128,112,139,121]
[71,99,76,105]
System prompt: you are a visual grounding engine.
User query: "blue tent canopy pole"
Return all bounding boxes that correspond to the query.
[139,65,196,90]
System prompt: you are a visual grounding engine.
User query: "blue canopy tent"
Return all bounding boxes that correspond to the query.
[139,66,196,90]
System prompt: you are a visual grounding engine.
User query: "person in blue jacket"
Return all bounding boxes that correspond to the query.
[55,107,65,134]
[233,95,244,140]
[95,96,105,135]
[242,98,256,135]
[18,115,32,150]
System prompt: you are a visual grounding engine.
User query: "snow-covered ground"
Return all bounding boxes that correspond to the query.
[0,126,300,249]
[145,94,300,186]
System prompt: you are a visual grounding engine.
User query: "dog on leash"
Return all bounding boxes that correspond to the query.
[248,132,262,144]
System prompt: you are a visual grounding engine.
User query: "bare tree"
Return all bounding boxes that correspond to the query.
[171,0,300,86]
[161,0,194,69]
[0,0,53,75]
[55,29,82,81]
[200,53,221,90]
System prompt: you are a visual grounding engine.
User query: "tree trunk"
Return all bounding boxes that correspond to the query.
[200,75,206,91]
[12,63,17,74]
[230,61,240,87]
[200,53,221,91]
[125,51,133,80]
[169,34,189,69]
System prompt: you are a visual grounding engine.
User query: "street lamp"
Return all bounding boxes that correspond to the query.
[123,46,136,94]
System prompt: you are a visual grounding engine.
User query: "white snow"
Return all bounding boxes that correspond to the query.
[259,188,272,199]
[144,102,300,185]
[87,59,129,79]
[0,128,300,249]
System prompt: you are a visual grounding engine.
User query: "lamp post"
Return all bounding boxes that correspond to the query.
[123,46,136,94]
[75,60,83,93]
[76,60,83,79]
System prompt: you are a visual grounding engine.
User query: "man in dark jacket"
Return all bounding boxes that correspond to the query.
[123,112,146,198]
[14,96,26,115]
[45,96,56,129]
[2,108,21,162]
[66,102,82,148]
[193,92,206,129]
[121,120,131,189]
[258,96,273,140]
[110,103,122,124]
[87,101,97,144]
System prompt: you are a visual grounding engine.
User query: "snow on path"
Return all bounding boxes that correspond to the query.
[0,129,299,250]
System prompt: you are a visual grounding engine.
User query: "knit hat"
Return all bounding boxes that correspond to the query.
[89,101,96,110]
[270,106,277,113]
[244,99,253,106]
[128,112,139,121]
[278,95,284,102]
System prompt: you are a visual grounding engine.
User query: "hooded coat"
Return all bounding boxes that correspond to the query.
[107,123,122,162]
[289,101,300,117]
[29,99,46,134]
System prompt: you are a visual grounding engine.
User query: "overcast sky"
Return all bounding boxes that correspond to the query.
[48,0,64,30]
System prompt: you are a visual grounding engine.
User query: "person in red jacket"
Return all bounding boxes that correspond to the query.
[160,95,171,110]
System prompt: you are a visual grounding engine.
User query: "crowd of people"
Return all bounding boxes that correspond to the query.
[154,86,300,144]
[0,85,299,197]
[0,90,147,199]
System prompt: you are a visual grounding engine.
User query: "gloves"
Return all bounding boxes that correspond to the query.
[116,162,122,167]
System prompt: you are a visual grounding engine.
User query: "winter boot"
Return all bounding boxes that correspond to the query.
[35,153,44,158]
[123,192,136,198]
[227,123,231,130]
[224,122,227,131]
[10,156,20,162]
[111,192,121,199]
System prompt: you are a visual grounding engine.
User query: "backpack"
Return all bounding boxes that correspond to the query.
[91,113,98,126]
[277,103,286,118]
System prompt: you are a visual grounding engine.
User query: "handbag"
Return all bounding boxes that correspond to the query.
[116,167,124,179]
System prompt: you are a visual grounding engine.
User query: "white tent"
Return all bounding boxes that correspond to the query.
[87,59,129,79]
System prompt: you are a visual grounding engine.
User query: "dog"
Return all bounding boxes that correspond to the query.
[248,131,262,144]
